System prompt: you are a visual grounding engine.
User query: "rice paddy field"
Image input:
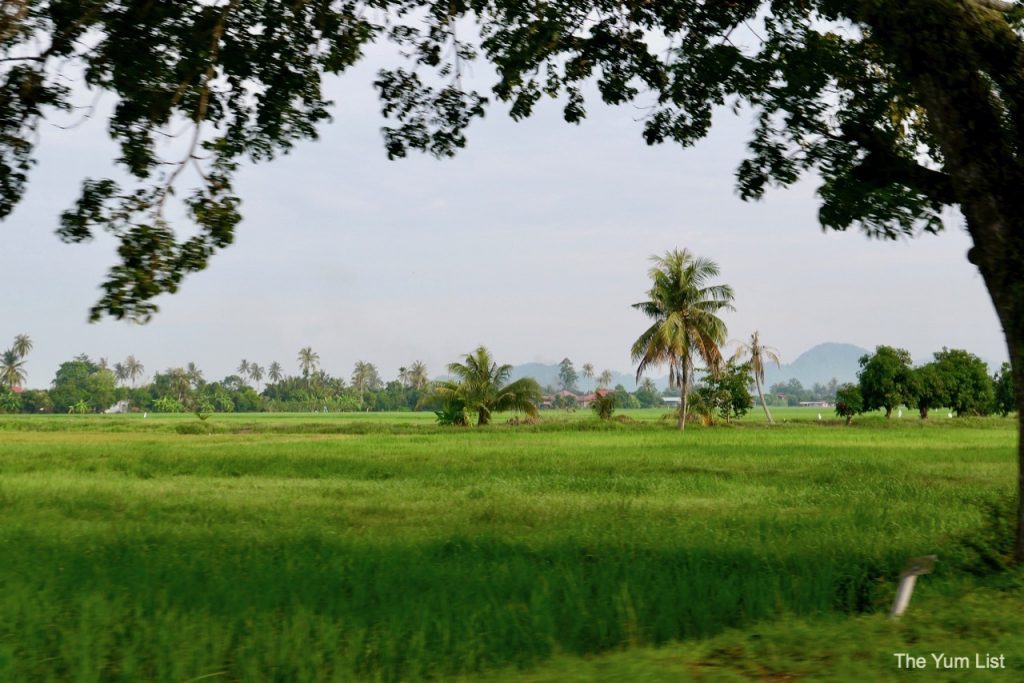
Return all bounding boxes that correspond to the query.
[0,408,1021,681]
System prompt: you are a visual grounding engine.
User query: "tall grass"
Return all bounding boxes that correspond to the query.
[0,413,1015,680]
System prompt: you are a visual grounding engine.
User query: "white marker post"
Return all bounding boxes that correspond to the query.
[890,555,937,618]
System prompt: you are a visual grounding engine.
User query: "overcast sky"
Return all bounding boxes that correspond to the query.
[2,52,1007,388]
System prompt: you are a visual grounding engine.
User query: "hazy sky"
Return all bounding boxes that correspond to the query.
[2,52,1007,388]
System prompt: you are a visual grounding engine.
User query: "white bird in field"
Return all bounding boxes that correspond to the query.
[898,408,903,418]
[948,412,954,418]
[817,413,822,421]
[143,412,148,418]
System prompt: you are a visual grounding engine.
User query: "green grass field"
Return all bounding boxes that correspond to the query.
[0,409,1021,681]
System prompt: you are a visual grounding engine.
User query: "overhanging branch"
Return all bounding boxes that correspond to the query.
[972,0,1017,12]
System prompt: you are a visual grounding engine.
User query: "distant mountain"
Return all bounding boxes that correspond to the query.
[762,342,869,388]
[507,342,870,394]
[507,363,646,392]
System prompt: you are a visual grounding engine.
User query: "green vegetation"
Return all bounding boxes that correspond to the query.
[631,249,734,431]
[0,411,1018,680]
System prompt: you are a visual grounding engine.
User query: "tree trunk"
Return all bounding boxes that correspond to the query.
[920,405,929,420]
[885,405,892,419]
[678,360,689,431]
[755,375,774,425]
[858,0,1024,562]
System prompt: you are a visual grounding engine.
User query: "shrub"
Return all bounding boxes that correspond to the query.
[835,384,863,425]
[590,392,616,420]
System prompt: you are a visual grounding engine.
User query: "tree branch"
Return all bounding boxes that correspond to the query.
[972,0,1017,12]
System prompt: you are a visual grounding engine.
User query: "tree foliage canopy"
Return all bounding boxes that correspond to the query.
[5,0,1023,322]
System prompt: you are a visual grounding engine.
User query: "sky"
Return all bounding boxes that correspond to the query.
[1,50,1007,389]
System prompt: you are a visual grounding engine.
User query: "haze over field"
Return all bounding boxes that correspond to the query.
[2,51,1005,385]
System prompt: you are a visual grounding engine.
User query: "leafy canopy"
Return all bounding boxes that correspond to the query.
[2,0,1012,320]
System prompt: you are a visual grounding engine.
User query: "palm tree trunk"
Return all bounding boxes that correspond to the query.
[755,375,774,425]
[678,361,689,431]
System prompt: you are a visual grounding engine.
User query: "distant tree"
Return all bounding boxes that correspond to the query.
[237,359,251,381]
[19,389,52,414]
[248,364,265,391]
[858,346,914,418]
[268,362,284,384]
[635,378,661,408]
[297,348,319,379]
[558,358,578,392]
[597,370,613,390]
[631,249,734,431]
[591,392,616,420]
[113,362,129,387]
[692,361,754,424]
[351,361,382,408]
[835,384,864,426]
[422,346,541,426]
[932,348,996,416]
[908,362,948,419]
[125,355,144,387]
[995,363,1016,417]
[582,363,595,391]
[731,331,781,425]
[1,349,26,389]
[0,386,20,413]
[11,334,32,359]
[186,362,204,388]
[50,356,116,413]
[407,361,430,390]
[612,384,640,409]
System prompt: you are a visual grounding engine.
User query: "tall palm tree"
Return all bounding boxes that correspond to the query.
[125,355,144,387]
[351,361,381,407]
[249,364,265,391]
[297,347,319,378]
[114,362,129,386]
[237,359,251,378]
[731,331,781,425]
[408,361,429,390]
[2,349,26,389]
[582,363,595,391]
[427,346,541,426]
[12,334,32,359]
[398,366,410,388]
[186,362,204,387]
[268,361,284,384]
[597,369,613,390]
[631,248,734,431]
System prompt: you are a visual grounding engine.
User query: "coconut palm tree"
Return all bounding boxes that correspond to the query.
[237,359,251,379]
[268,362,284,384]
[12,334,32,359]
[731,331,781,425]
[114,362,129,386]
[425,346,541,426]
[125,355,144,387]
[186,362,204,387]
[2,349,26,389]
[582,363,595,391]
[631,248,734,431]
[597,369,613,390]
[408,361,430,390]
[249,364,265,391]
[351,361,381,407]
[297,348,319,378]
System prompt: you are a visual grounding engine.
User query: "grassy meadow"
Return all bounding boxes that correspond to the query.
[0,408,1021,681]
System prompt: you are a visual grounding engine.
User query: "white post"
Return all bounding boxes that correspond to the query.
[890,574,917,617]
[889,555,937,618]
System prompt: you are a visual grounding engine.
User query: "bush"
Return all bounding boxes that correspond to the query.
[590,393,616,420]
[835,384,863,425]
